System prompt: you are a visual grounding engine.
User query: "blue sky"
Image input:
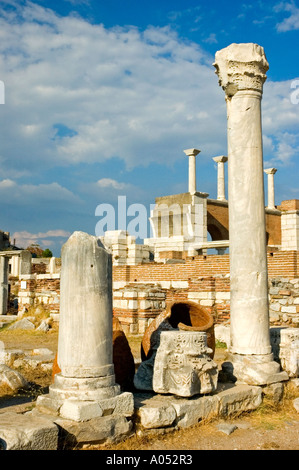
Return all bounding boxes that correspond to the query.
[0,0,298,255]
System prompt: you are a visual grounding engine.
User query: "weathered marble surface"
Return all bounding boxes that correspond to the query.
[279,328,299,378]
[213,43,287,385]
[36,231,134,422]
[152,331,218,397]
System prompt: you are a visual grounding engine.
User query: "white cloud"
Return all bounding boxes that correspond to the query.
[79,177,146,205]
[96,178,131,190]
[0,1,297,187]
[275,1,299,31]
[0,2,225,177]
[203,33,218,44]
[0,179,81,205]
[12,229,71,250]
[262,79,299,165]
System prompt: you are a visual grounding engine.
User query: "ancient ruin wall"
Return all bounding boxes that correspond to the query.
[16,251,299,334]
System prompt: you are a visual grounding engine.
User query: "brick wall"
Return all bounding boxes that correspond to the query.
[18,274,60,314]
[113,251,298,283]
[17,251,299,334]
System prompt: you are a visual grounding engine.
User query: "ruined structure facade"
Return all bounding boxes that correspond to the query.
[13,196,299,335]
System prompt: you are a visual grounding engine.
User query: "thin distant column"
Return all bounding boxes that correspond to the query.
[0,256,9,315]
[264,168,277,209]
[184,148,200,194]
[213,155,228,201]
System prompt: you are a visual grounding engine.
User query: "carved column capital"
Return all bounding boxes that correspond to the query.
[213,43,269,98]
[264,167,277,175]
[213,155,228,164]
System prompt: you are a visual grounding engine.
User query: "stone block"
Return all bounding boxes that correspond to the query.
[7,318,35,330]
[127,300,138,310]
[113,300,122,309]
[124,291,138,298]
[214,324,230,347]
[270,302,281,312]
[54,414,133,446]
[139,300,152,310]
[200,299,215,307]
[281,306,297,314]
[279,328,299,377]
[0,411,58,450]
[159,281,171,289]
[263,382,284,404]
[134,384,263,431]
[152,331,218,397]
[269,310,280,322]
[138,403,177,429]
[221,354,289,386]
[217,384,263,417]
[113,291,123,298]
[0,364,28,391]
[0,349,24,366]
[172,395,217,428]
[215,292,230,300]
[171,281,189,289]
[60,399,103,421]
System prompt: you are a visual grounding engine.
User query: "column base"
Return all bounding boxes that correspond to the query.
[36,373,134,422]
[221,353,289,386]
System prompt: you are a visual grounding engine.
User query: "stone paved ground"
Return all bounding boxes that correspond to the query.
[0,328,298,451]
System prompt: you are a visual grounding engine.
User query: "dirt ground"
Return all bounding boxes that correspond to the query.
[0,326,298,451]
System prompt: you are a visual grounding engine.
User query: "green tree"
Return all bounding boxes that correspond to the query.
[42,248,53,258]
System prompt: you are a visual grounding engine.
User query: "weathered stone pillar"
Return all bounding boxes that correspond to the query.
[213,155,228,201]
[57,231,116,382]
[184,148,200,194]
[264,168,277,209]
[19,250,32,275]
[10,255,19,277]
[37,231,134,424]
[49,256,57,274]
[0,256,9,315]
[214,43,288,385]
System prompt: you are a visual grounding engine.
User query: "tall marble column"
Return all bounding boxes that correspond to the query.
[213,155,228,201]
[184,148,200,194]
[214,43,288,385]
[264,168,277,209]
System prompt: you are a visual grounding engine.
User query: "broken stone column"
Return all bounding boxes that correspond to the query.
[213,155,228,201]
[19,250,32,275]
[49,256,57,274]
[0,256,9,315]
[37,231,134,423]
[184,148,200,194]
[214,43,288,385]
[264,168,277,210]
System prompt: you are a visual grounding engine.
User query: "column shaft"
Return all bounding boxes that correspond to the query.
[227,90,271,355]
[58,231,114,378]
[268,174,275,209]
[0,257,9,315]
[188,155,196,194]
[264,169,277,210]
[217,161,225,200]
